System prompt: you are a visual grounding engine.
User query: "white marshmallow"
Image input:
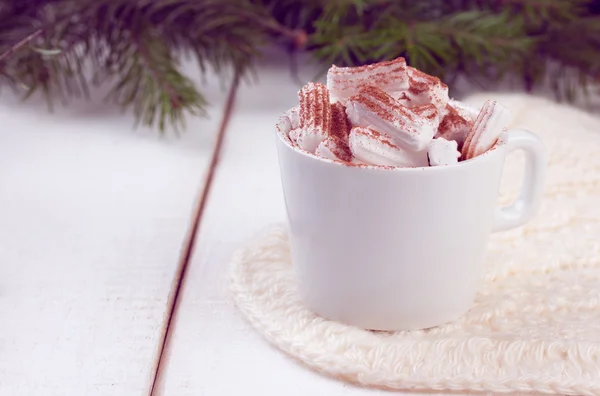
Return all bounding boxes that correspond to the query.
[345,86,437,152]
[290,128,327,153]
[327,57,409,104]
[286,105,301,129]
[428,138,461,166]
[315,136,352,162]
[397,66,449,116]
[348,127,429,167]
[436,103,473,147]
[276,114,292,137]
[462,100,512,159]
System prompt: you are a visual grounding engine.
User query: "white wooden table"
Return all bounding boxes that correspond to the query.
[2,56,589,395]
[0,60,228,395]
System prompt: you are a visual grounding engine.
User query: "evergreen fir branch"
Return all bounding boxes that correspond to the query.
[543,16,600,76]
[309,6,534,81]
[1,0,599,132]
[0,0,285,132]
[257,0,322,34]
[438,12,534,74]
[0,30,43,62]
[105,26,206,132]
[541,15,600,101]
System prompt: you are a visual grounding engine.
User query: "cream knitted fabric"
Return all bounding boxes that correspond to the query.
[230,94,600,396]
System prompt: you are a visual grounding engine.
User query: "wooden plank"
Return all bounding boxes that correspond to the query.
[152,60,430,395]
[0,63,227,396]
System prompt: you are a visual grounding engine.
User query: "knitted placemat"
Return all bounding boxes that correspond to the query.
[230,94,600,396]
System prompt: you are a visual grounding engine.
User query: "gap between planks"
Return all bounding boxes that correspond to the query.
[148,73,241,396]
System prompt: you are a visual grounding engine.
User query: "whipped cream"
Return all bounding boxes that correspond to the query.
[428,137,461,166]
[345,86,437,152]
[462,100,512,159]
[327,57,408,104]
[349,127,429,167]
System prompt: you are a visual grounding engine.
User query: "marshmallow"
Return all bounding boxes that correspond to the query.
[345,86,437,151]
[276,114,292,137]
[348,126,429,167]
[290,128,327,153]
[286,105,301,130]
[436,103,473,148]
[330,101,351,142]
[315,136,352,162]
[411,103,441,131]
[296,82,331,152]
[398,66,449,116]
[277,106,301,143]
[428,138,461,166]
[462,100,512,160]
[299,82,331,134]
[327,57,409,104]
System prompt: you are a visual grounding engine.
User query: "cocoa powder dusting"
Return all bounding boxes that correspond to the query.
[345,162,395,170]
[315,84,324,130]
[399,92,411,102]
[329,58,408,94]
[407,66,447,95]
[364,97,395,122]
[299,82,331,132]
[462,103,493,159]
[330,101,350,141]
[323,84,333,132]
[353,85,415,123]
[412,104,438,121]
[299,86,307,128]
[439,105,471,134]
[360,85,398,109]
[408,78,428,95]
[330,57,406,75]
[357,126,398,149]
[327,135,352,162]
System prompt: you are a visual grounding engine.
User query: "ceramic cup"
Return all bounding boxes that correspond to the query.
[275,102,546,331]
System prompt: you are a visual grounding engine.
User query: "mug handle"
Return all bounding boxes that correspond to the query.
[493,128,547,232]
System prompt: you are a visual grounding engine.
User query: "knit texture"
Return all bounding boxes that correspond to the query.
[230,94,600,396]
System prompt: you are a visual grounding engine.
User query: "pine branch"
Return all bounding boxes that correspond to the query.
[541,15,600,101]
[1,0,599,133]
[0,29,43,62]
[0,0,289,132]
[309,5,534,80]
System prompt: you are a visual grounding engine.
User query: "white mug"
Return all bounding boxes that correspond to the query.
[275,103,546,331]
